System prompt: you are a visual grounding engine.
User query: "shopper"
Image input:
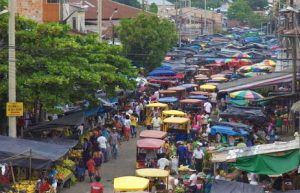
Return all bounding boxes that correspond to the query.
[90,176,104,193]
[87,157,96,182]
[93,148,104,177]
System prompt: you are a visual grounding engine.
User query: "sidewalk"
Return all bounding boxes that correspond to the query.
[63,137,137,193]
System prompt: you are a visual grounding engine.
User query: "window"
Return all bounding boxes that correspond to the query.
[47,0,59,3]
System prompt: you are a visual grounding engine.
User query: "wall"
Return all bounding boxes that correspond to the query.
[42,0,60,22]
[16,0,43,23]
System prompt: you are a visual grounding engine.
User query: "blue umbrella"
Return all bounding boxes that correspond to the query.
[188,95,208,100]
[158,97,178,103]
[148,70,176,77]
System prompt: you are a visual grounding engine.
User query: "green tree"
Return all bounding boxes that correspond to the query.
[0,0,7,10]
[0,16,137,124]
[149,3,158,13]
[113,0,141,8]
[228,0,252,23]
[246,0,268,10]
[117,14,177,71]
[248,13,267,27]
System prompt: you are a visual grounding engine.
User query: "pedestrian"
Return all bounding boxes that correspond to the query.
[124,115,131,141]
[151,113,162,131]
[75,160,86,182]
[193,143,204,173]
[188,170,198,193]
[176,142,187,167]
[48,166,58,193]
[77,123,84,138]
[109,128,120,160]
[39,178,51,193]
[86,157,96,182]
[92,147,104,177]
[90,176,104,193]
[97,133,108,162]
[204,101,212,115]
[130,113,138,138]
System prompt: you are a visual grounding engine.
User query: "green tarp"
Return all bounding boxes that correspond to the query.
[234,150,300,175]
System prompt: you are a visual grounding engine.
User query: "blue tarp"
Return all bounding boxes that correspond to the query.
[188,95,208,100]
[210,125,249,136]
[148,70,176,77]
[84,107,107,117]
[177,84,197,89]
[0,136,72,169]
[156,65,172,71]
[245,37,262,43]
[158,97,178,103]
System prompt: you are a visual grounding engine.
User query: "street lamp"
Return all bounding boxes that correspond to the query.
[109,8,118,45]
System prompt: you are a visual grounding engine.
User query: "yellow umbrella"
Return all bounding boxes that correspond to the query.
[211,77,227,81]
[200,84,216,91]
[136,168,170,178]
[114,176,149,192]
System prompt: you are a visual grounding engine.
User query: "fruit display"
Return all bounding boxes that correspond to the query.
[69,149,82,158]
[178,165,190,172]
[12,180,35,193]
[56,167,73,180]
[62,159,75,169]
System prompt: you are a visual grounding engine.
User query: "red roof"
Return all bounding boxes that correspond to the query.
[71,0,147,20]
[137,138,165,149]
[139,130,167,139]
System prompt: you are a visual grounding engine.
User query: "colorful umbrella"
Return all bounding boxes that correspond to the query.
[261,59,276,67]
[253,65,272,72]
[233,53,251,59]
[238,65,253,73]
[200,84,216,91]
[242,72,267,77]
[224,58,238,63]
[229,90,264,100]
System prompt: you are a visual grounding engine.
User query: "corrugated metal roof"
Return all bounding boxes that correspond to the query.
[217,68,293,92]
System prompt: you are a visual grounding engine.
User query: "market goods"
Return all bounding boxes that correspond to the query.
[12,180,35,193]
[57,167,72,180]
[69,149,82,158]
[62,159,75,168]
[178,165,190,171]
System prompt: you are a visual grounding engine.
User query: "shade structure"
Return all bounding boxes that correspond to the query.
[211,77,227,81]
[148,70,175,77]
[253,65,272,72]
[233,53,251,59]
[159,90,176,94]
[230,90,264,100]
[234,149,299,175]
[200,84,216,91]
[136,168,170,178]
[146,103,168,108]
[195,76,209,80]
[190,91,211,96]
[180,99,203,104]
[261,59,276,67]
[163,117,190,124]
[114,176,149,192]
[137,138,165,149]
[188,95,208,100]
[177,84,198,88]
[167,86,186,91]
[162,110,185,116]
[238,65,253,73]
[139,130,167,139]
[210,74,226,79]
[224,58,238,63]
[241,72,267,77]
[158,97,178,103]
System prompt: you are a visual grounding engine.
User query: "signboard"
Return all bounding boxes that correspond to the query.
[6,102,23,117]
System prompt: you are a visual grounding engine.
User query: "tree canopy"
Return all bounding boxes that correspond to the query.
[149,3,158,13]
[228,0,267,27]
[0,16,137,123]
[117,14,177,71]
[246,0,268,10]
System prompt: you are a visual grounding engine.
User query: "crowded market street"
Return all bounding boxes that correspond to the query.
[1,0,300,193]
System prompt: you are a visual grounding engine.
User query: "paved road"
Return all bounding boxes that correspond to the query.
[63,137,137,193]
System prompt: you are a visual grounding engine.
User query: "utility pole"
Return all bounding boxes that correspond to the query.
[8,0,16,138]
[60,0,64,22]
[179,0,182,47]
[204,0,207,35]
[292,36,297,94]
[97,0,102,42]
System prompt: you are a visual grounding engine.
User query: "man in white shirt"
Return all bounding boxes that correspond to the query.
[97,134,108,162]
[157,156,170,170]
[193,143,204,173]
[151,114,162,131]
[204,101,212,114]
